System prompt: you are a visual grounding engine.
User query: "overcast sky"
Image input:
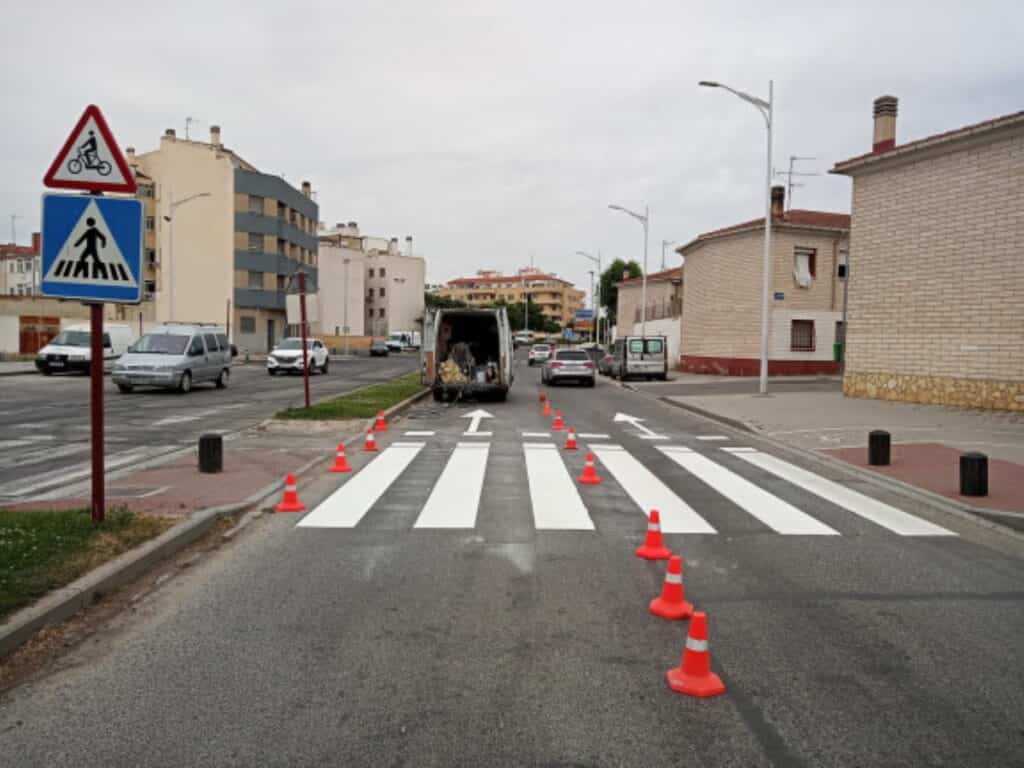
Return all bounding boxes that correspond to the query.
[3,1,1021,296]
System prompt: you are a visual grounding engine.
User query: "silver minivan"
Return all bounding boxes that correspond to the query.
[609,335,668,381]
[112,323,233,393]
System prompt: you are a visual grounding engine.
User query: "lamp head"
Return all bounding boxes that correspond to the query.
[698,80,720,88]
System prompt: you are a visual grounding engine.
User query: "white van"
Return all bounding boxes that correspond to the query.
[422,307,513,401]
[35,323,136,375]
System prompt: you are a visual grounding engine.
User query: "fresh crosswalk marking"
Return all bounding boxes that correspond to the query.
[298,442,424,528]
[727,449,957,537]
[658,446,839,535]
[590,444,716,534]
[523,443,594,530]
[415,443,490,528]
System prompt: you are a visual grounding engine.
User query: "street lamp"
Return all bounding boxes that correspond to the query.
[608,204,649,338]
[661,240,677,271]
[699,78,773,395]
[576,250,602,345]
[162,191,211,321]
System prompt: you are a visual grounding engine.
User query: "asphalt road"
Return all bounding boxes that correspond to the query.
[0,354,417,501]
[2,357,1023,766]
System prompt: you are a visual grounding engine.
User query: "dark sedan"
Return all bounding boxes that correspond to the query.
[369,341,390,357]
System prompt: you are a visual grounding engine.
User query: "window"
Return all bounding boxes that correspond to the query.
[835,321,845,345]
[188,336,206,356]
[378,308,386,317]
[628,339,643,354]
[146,248,157,265]
[277,202,286,219]
[837,251,848,280]
[248,271,264,289]
[368,268,375,278]
[216,334,229,351]
[379,286,386,297]
[793,247,816,288]
[645,339,664,354]
[379,267,386,278]
[203,333,220,351]
[144,280,156,296]
[276,274,286,292]
[145,216,155,230]
[138,185,154,198]
[367,307,374,317]
[247,233,263,252]
[240,316,256,333]
[277,238,287,255]
[248,194,264,214]
[103,333,112,349]
[791,320,815,351]
[367,288,374,298]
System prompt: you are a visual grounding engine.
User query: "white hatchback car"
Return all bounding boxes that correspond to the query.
[268,337,329,375]
[528,344,552,366]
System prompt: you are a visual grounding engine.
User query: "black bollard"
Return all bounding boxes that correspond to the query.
[868,430,890,466]
[198,433,223,474]
[960,452,988,497]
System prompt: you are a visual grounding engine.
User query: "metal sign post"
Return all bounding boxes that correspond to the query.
[89,302,105,523]
[298,271,311,409]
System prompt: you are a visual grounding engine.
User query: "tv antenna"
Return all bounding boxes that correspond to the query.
[774,155,817,210]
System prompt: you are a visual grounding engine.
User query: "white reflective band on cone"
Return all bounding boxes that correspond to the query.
[648,523,660,532]
[286,484,296,492]
[686,637,709,652]
[665,572,682,584]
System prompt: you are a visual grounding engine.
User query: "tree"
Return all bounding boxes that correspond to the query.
[494,299,559,334]
[598,259,642,328]
[425,292,467,309]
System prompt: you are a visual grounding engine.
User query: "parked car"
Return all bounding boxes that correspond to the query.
[112,323,233,393]
[527,344,552,366]
[268,337,329,375]
[597,352,615,376]
[35,323,135,375]
[386,331,421,351]
[369,341,390,357]
[541,348,596,387]
[608,335,668,381]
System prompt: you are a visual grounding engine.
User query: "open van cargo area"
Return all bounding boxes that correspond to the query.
[423,308,512,401]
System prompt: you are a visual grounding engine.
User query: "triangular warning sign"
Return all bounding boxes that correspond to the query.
[43,199,139,288]
[43,105,137,194]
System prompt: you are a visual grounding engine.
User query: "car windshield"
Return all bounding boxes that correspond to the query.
[532,345,550,352]
[129,333,189,355]
[556,350,589,361]
[276,338,311,350]
[50,330,90,347]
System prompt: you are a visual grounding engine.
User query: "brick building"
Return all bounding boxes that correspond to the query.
[615,266,683,361]
[676,189,849,375]
[832,97,1024,411]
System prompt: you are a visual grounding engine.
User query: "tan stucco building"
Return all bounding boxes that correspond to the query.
[832,97,1024,411]
[129,125,318,353]
[677,189,849,375]
[438,267,584,327]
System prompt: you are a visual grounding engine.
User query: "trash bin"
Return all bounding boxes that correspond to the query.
[833,342,844,362]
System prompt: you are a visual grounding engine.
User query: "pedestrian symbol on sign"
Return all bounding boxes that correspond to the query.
[71,217,112,279]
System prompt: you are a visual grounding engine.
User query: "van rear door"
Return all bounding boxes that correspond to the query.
[497,307,512,386]
[422,309,437,385]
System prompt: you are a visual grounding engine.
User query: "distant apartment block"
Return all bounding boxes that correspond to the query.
[677,187,850,375]
[832,97,1024,411]
[438,267,585,327]
[129,125,318,353]
[0,233,41,297]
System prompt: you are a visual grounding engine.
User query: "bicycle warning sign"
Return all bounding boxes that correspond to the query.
[43,104,137,194]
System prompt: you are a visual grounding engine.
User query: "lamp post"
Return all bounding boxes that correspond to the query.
[342,257,350,357]
[661,240,677,271]
[576,250,602,346]
[608,204,649,338]
[162,190,211,322]
[699,78,773,395]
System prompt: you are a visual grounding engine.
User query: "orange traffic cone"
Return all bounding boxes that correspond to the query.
[363,429,378,452]
[275,473,306,513]
[650,555,693,620]
[543,400,552,417]
[578,452,602,485]
[635,510,671,560]
[666,611,726,698]
[329,443,352,473]
[552,410,566,431]
[539,391,547,403]
[564,428,577,450]
[374,410,388,432]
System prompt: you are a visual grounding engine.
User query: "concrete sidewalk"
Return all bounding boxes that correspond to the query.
[0,361,38,376]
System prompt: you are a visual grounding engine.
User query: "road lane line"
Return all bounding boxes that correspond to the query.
[731,450,957,536]
[696,435,728,441]
[404,431,436,436]
[577,433,610,439]
[415,443,490,528]
[524,443,594,530]
[658,446,838,535]
[522,432,551,438]
[297,442,425,528]
[461,431,492,437]
[590,445,715,534]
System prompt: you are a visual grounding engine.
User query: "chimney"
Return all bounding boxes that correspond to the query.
[31,232,41,254]
[770,185,785,218]
[388,237,399,255]
[210,125,221,147]
[872,95,898,154]
[301,180,312,198]
[164,128,176,138]
[405,235,413,257]
[125,146,136,166]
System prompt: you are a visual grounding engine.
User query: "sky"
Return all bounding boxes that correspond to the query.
[2,1,1021,299]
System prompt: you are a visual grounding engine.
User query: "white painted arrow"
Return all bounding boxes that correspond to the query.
[462,408,495,434]
[613,412,666,440]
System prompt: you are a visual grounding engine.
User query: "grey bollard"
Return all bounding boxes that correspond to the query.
[959,452,988,497]
[868,430,890,466]
[198,433,223,474]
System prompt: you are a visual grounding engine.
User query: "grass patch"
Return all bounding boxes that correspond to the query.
[276,372,425,420]
[0,508,173,621]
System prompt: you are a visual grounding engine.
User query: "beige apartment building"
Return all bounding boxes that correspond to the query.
[832,97,1024,410]
[129,125,318,353]
[317,222,426,339]
[439,267,585,327]
[677,188,850,375]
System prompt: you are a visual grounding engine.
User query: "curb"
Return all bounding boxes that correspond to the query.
[652,393,1024,545]
[0,369,38,377]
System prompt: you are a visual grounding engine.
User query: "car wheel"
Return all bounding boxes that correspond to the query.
[321,359,329,374]
[116,383,133,393]
[216,369,229,389]
[587,378,595,388]
[178,371,192,393]
[268,368,277,376]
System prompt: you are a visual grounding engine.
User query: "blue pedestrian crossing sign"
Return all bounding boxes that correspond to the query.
[41,193,143,303]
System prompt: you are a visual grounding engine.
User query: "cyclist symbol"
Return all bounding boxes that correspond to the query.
[68,130,112,177]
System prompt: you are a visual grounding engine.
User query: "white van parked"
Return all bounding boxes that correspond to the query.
[35,323,136,375]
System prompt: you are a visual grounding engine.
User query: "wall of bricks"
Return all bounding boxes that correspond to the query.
[843,128,1024,410]
[616,278,679,336]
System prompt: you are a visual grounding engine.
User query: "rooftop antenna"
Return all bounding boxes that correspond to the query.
[9,214,21,245]
[184,116,206,140]
[774,155,817,210]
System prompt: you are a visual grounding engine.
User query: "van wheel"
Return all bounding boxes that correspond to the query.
[432,389,444,402]
[117,383,133,393]
[40,368,52,376]
[178,371,192,393]
[494,390,508,402]
[216,369,229,389]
